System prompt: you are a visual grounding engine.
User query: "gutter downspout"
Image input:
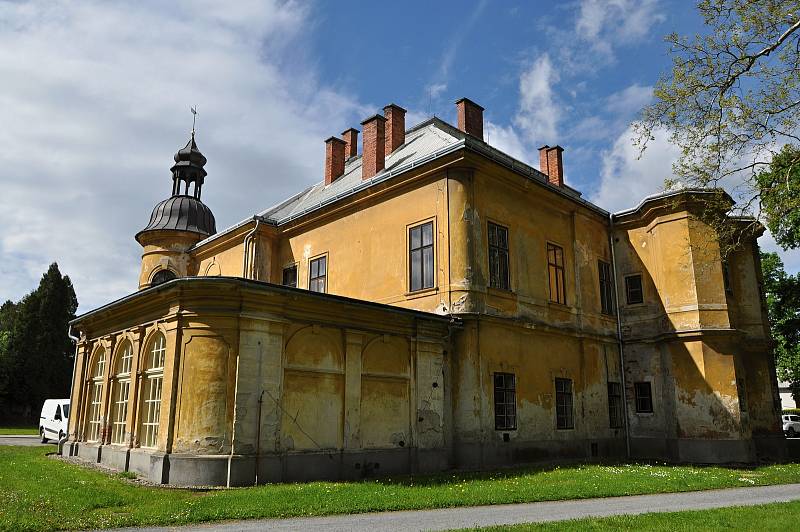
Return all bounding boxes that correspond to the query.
[60,325,79,455]
[609,213,631,460]
[226,353,241,487]
[242,218,261,279]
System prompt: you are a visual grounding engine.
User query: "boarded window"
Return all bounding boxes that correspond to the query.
[634,382,653,413]
[555,378,574,429]
[625,274,644,305]
[309,256,327,293]
[737,378,748,412]
[282,264,297,288]
[547,243,566,304]
[409,222,434,292]
[598,260,614,315]
[722,260,733,294]
[494,372,516,430]
[608,382,624,428]
[488,222,510,290]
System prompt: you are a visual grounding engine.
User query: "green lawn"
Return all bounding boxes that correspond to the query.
[0,427,38,436]
[474,500,800,530]
[1,446,800,531]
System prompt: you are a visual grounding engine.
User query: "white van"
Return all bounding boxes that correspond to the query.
[39,399,69,443]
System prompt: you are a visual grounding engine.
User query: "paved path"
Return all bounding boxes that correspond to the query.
[0,435,50,446]
[116,483,800,532]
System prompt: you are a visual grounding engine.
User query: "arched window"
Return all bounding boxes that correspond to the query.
[151,269,177,286]
[110,341,133,445]
[86,348,105,442]
[140,333,166,448]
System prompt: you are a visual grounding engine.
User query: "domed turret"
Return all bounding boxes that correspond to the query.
[136,131,217,289]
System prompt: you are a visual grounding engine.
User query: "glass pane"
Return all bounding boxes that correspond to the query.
[310,260,319,278]
[319,256,327,275]
[488,224,497,246]
[410,226,421,250]
[410,249,421,291]
[423,246,434,288]
[499,227,507,249]
[422,222,433,246]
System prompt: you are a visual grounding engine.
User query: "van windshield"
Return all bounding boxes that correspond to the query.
[62,404,70,418]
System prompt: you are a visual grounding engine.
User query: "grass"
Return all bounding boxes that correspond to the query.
[1,446,799,531]
[472,500,800,530]
[0,427,38,436]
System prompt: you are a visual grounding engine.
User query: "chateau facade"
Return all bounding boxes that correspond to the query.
[66,98,785,486]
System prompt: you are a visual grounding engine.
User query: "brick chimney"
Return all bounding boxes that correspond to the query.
[324,136,346,185]
[361,114,386,180]
[455,97,484,140]
[383,103,406,155]
[538,145,564,187]
[342,127,359,159]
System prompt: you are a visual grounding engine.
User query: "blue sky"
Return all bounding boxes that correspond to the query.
[0,0,796,311]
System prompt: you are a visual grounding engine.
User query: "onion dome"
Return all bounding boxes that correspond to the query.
[135,195,216,242]
[136,132,217,244]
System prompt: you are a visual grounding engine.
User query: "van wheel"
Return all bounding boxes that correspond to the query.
[789,427,797,438]
[58,431,64,442]
[40,428,47,444]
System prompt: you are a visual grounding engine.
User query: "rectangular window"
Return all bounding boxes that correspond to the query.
[87,382,102,442]
[141,374,163,448]
[282,264,297,288]
[608,382,624,428]
[555,378,574,429]
[634,382,653,413]
[110,380,130,445]
[722,260,733,294]
[494,372,516,430]
[625,274,644,305]
[488,222,510,290]
[409,221,434,292]
[547,243,566,304]
[598,260,614,315]
[309,256,327,293]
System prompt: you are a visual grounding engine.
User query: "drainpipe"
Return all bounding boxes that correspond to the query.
[60,325,80,455]
[609,213,631,459]
[226,353,241,487]
[242,218,261,279]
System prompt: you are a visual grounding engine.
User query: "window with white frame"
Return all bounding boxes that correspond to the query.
[110,341,132,445]
[86,348,105,442]
[140,333,166,449]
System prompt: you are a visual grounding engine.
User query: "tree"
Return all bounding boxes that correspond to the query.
[0,264,78,423]
[636,0,800,252]
[761,251,800,404]
[755,144,800,249]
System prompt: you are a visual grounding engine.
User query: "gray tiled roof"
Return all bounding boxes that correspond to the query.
[193,117,607,249]
[259,119,463,223]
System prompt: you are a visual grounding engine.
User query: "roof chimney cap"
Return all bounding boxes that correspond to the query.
[455,97,484,111]
[360,114,387,125]
[383,103,407,113]
[324,136,347,144]
[341,127,360,135]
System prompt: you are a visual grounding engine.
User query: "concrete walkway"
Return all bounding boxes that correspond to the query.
[116,483,800,531]
[0,435,50,446]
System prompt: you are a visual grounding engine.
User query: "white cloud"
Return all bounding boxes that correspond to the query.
[485,122,529,164]
[515,54,560,145]
[575,0,665,58]
[591,124,679,212]
[0,1,369,311]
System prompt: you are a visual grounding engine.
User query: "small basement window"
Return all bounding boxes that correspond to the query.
[634,382,653,413]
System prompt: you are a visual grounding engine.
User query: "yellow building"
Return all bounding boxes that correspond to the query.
[66,99,785,486]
